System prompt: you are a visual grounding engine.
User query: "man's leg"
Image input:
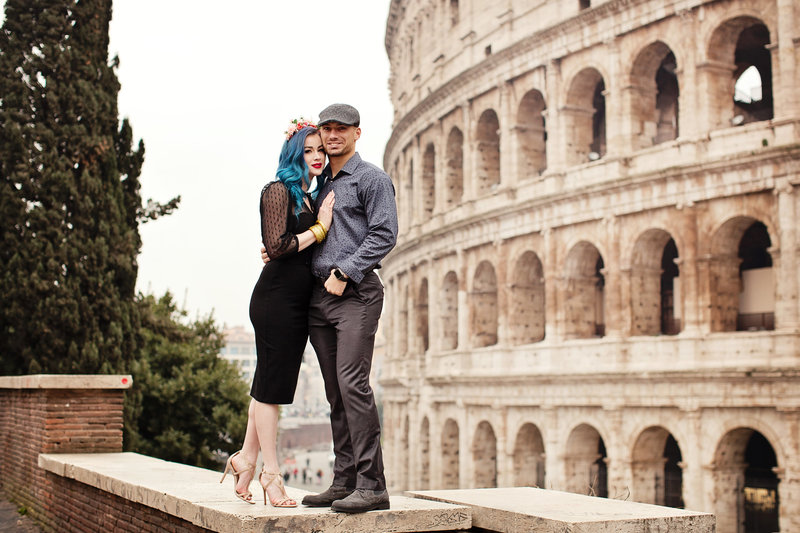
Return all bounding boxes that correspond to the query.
[331,272,386,490]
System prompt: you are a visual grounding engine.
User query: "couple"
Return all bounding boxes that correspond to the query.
[220,104,398,514]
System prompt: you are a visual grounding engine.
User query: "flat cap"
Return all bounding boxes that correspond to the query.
[318,103,360,127]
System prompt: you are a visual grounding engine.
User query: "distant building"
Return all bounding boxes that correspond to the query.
[381,0,799,531]
[219,326,257,384]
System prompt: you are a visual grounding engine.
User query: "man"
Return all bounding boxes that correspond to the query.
[301,103,398,513]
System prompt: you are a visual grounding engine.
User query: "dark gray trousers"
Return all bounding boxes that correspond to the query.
[308,270,386,491]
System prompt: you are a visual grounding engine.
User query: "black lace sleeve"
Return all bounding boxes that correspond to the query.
[260,182,299,259]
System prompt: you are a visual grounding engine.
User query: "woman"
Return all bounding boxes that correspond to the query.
[220,119,334,507]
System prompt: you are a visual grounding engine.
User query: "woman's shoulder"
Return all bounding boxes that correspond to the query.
[261,179,289,196]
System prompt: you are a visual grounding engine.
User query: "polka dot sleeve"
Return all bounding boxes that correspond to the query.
[259,181,299,259]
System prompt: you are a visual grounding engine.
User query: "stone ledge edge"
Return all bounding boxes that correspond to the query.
[0,374,132,390]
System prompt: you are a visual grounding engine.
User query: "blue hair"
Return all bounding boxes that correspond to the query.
[276,127,324,215]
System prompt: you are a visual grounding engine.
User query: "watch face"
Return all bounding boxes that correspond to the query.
[334,269,346,281]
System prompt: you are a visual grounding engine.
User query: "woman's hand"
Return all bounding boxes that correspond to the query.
[318,191,335,231]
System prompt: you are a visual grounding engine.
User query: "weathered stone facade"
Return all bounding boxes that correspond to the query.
[381,0,800,531]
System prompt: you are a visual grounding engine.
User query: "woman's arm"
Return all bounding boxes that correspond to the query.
[260,184,335,260]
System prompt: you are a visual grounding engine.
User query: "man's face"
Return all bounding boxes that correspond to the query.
[319,122,361,158]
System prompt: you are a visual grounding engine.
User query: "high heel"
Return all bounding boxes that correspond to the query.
[220,451,256,504]
[259,469,297,508]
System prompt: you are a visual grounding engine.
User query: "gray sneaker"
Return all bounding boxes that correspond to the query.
[301,485,355,507]
[331,488,390,513]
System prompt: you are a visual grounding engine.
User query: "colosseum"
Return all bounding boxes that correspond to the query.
[379,0,800,531]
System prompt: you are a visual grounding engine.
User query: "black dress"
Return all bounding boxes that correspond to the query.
[249,181,315,404]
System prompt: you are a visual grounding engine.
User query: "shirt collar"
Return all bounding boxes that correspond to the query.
[324,152,362,181]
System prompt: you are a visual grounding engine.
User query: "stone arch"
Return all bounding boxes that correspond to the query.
[565,67,606,164]
[470,261,498,347]
[513,422,546,487]
[631,426,684,508]
[420,417,430,490]
[441,271,459,350]
[476,109,501,195]
[442,418,460,489]
[416,277,430,353]
[445,127,464,207]
[630,229,681,336]
[422,143,436,217]
[508,251,545,344]
[565,423,608,497]
[516,89,547,177]
[472,420,497,488]
[709,217,774,332]
[629,41,679,148]
[712,428,780,533]
[564,241,605,339]
[706,16,774,127]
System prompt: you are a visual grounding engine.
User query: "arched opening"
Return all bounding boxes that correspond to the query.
[565,68,606,164]
[449,0,459,26]
[713,428,780,533]
[441,271,459,350]
[442,418,460,489]
[398,278,409,356]
[631,427,684,508]
[630,42,679,148]
[399,415,409,490]
[472,421,497,488]
[476,110,501,195]
[509,251,545,344]
[579,0,590,9]
[710,217,773,332]
[516,89,547,177]
[564,242,605,339]
[631,229,680,336]
[565,424,608,497]
[471,261,498,347]
[416,278,430,353]
[405,153,415,226]
[420,417,430,490]
[513,423,546,487]
[737,221,773,331]
[733,24,773,124]
[422,143,435,217]
[707,17,773,128]
[445,127,464,207]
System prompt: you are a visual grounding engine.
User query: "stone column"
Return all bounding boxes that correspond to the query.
[462,103,477,202]
[773,0,799,120]
[499,81,518,190]
[774,181,798,328]
[544,59,566,172]
[603,215,623,337]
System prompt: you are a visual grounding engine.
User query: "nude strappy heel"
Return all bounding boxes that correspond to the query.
[259,469,297,508]
[220,451,256,504]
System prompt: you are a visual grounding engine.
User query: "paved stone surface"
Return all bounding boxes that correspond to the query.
[407,487,714,533]
[0,490,41,533]
[40,452,471,533]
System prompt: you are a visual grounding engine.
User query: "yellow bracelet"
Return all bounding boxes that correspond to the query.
[317,220,328,233]
[309,224,326,243]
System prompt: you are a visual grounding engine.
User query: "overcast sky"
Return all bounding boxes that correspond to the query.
[2,0,393,329]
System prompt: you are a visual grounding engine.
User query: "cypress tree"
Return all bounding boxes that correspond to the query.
[0,0,159,374]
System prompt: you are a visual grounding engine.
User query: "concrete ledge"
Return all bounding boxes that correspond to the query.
[39,453,471,533]
[407,487,714,533]
[0,374,132,389]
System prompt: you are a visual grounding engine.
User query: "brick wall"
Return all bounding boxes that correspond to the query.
[0,375,211,533]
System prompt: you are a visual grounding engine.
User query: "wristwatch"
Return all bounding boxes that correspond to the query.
[333,268,348,281]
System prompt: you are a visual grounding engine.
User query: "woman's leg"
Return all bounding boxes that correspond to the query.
[233,399,259,495]
[253,400,293,503]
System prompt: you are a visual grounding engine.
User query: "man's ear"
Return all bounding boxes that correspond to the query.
[354,127,362,141]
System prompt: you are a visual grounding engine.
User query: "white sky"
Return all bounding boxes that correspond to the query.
[3,1,395,330]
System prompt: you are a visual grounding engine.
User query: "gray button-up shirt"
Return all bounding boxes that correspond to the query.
[312,153,398,284]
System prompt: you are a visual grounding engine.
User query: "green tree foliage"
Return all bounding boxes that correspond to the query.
[0,0,149,374]
[125,292,249,469]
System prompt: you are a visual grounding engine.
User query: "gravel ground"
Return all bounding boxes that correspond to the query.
[0,490,41,533]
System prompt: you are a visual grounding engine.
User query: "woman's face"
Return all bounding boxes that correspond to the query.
[304,133,325,177]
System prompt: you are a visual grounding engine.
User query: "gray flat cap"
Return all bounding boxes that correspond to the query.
[318,103,360,127]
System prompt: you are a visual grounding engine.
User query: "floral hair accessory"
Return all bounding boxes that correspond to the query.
[284,117,317,141]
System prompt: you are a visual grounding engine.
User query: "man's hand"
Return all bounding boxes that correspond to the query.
[261,246,270,264]
[324,269,347,296]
